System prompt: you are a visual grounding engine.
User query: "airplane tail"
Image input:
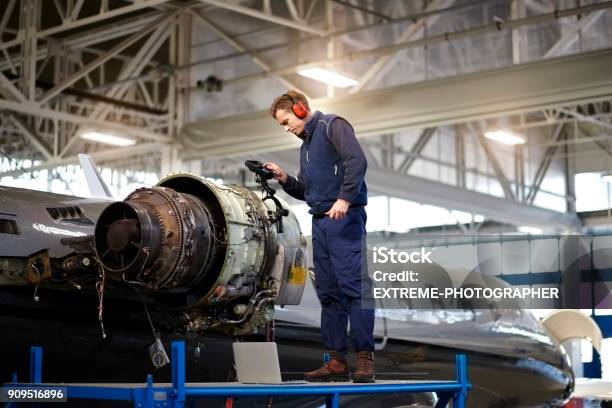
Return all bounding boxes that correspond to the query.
[541,310,612,401]
[541,309,602,353]
[78,154,113,199]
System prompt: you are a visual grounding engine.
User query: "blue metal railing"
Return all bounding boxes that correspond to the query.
[6,341,470,408]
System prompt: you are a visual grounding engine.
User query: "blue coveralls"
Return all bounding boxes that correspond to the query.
[281,111,374,354]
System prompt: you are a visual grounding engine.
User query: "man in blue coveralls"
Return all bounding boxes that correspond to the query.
[264,90,375,383]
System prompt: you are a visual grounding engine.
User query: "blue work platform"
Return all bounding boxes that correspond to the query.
[6,341,470,407]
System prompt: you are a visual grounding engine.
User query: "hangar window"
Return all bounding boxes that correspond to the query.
[46,206,93,225]
[0,219,19,235]
[575,172,612,212]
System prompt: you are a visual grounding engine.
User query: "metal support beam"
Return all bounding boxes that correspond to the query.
[175,9,190,145]
[325,0,335,98]
[63,12,163,50]
[526,124,565,204]
[93,19,173,111]
[181,49,612,158]
[558,107,612,131]
[20,0,39,101]
[0,0,17,36]
[0,70,27,102]
[525,0,551,15]
[379,134,395,169]
[304,0,318,22]
[514,144,525,202]
[455,126,466,189]
[0,143,166,178]
[10,115,53,160]
[196,0,327,36]
[350,0,454,94]
[36,0,172,38]
[57,15,173,158]
[53,0,66,20]
[70,0,86,22]
[563,131,576,214]
[262,150,577,230]
[0,99,170,142]
[39,12,174,105]
[188,9,308,97]
[0,12,164,74]
[365,167,580,230]
[397,127,436,173]
[477,134,515,200]
[544,10,607,58]
[214,1,612,87]
[160,144,182,177]
[286,0,303,22]
[511,0,527,64]
[362,144,380,168]
[263,0,272,15]
[334,0,391,22]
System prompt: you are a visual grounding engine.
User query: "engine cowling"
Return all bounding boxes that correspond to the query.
[94,173,307,334]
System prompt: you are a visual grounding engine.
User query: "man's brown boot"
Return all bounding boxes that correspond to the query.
[304,351,350,382]
[352,351,375,383]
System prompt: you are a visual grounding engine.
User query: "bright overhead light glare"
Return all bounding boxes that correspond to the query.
[602,173,612,183]
[518,226,543,234]
[80,131,136,147]
[484,129,526,145]
[297,67,359,88]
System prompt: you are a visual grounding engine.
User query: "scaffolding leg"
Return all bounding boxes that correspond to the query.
[171,341,186,408]
[326,393,339,408]
[30,346,42,384]
[453,392,466,408]
[6,374,17,408]
[453,354,469,408]
[144,374,154,407]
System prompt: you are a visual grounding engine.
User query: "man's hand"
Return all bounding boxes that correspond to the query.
[325,199,350,220]
[263,162,288,184]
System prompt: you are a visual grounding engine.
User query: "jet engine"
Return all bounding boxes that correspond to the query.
[94,173,307,335]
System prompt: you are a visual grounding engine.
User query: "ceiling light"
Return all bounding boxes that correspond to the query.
[518,226,543,234]
[484,129,526,145]
[297,67,358,88]
[602,172,612,183]
[80,131,136,147]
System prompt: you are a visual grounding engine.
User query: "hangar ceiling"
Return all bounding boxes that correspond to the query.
[0,0,611,230]
[181,49,612,158]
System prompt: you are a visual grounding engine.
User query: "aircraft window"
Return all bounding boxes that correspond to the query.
[46,207,94,225]
[0,219,19,235]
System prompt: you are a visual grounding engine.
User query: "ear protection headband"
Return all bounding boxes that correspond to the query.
[283,94,308,119]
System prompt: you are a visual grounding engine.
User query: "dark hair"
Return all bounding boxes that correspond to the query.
[269,90,310,118]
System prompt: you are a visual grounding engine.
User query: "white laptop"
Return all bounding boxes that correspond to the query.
[232,342,306,384]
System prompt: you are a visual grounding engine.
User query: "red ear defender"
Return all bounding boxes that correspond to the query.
[292,101,308,119]
[284,94,308,119]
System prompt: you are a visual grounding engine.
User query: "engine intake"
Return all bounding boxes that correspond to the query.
[93,174,307,334]
[95,187,219,291]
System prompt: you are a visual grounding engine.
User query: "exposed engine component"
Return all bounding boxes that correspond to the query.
[95,187,219,291]
[93,173,307,335]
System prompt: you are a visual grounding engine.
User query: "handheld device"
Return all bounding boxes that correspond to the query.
[244,160,274,181]
[244,160,289,233]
